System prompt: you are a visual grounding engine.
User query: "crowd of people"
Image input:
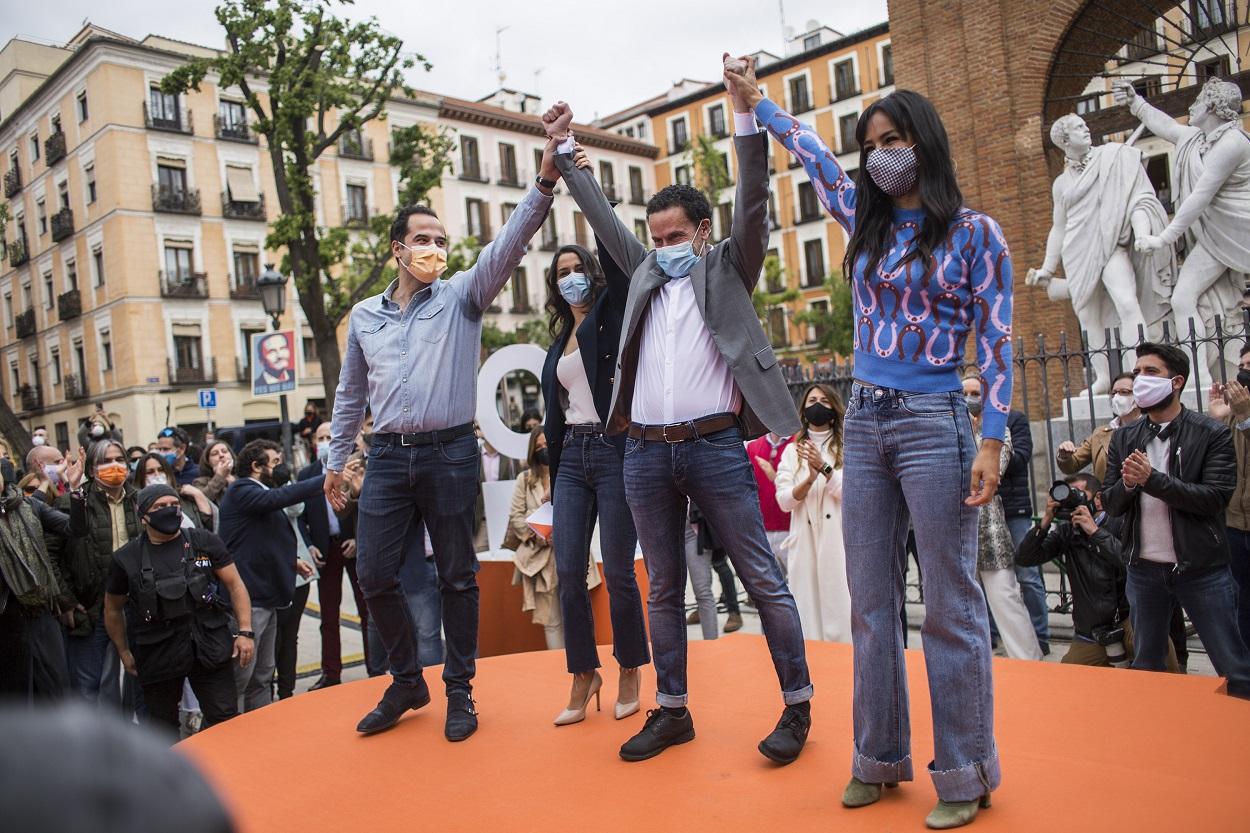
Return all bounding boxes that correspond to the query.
[2,52,1248,832]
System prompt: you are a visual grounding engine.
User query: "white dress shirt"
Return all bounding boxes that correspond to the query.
[632,111,758,426]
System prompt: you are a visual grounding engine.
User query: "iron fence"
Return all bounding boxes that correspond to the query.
[780,312,1250,618]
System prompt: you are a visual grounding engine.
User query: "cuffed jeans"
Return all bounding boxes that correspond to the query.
[1006,514,1050,650]
[357,433,478,694]
[843,385,999,803]
[553,430,649,674]
[623,422,812,708]
[1127,561,1250,698]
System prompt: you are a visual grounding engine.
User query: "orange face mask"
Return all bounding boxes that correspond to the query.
[96,462,128,488]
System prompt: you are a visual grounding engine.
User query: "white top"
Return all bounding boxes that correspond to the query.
[1138,422,1176,564]
[557,348,599,425]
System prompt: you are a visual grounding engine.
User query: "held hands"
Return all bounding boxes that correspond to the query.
[1121,449,1153,489]
[573,143,590,170]
[722,53,762,111]
[542,101,574,140]
[966,441,1002,506]
[233,636,255,668]
[324,470,348,512]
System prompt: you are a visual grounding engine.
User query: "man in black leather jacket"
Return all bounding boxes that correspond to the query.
[1102,342,1250,698]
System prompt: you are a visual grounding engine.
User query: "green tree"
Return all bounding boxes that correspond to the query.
[162,0,452,410]
[792,272,853,357]
[752,254,798,345]
[0,203,32,460]
[689,134,733,208]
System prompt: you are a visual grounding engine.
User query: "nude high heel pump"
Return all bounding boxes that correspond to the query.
[554,672,602,726]
[615,666,641,720]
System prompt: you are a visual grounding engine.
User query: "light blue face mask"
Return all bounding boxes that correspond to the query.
[654,223,710,278]
[557,272,592,306]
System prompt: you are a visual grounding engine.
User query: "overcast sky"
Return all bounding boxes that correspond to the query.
[2,0,889,119]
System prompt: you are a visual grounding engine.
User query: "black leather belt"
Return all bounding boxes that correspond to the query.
[566,423,605,437]
[373,422,474,447]
[627,413,739,443]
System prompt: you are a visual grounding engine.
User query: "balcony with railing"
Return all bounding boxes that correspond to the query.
[160,271,209,299]
[45,131,67,165]
[4,167,21,198]
[222,191,266,221]
[214,114,256,143]
[57,289,81,320]
[602,184,619,202]
[15,308,35,339]
[230,274,260,300]
[50,207,74,242]
[338,135,374,161]
[64,373,88,400]
[19,384,41,412]
[168,357,217,385]
[8,238,29,267]
[152,185,202,215]
[144,102,192,134]
[629,187,648,207]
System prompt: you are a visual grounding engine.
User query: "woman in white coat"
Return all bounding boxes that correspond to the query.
[775,383,852,643]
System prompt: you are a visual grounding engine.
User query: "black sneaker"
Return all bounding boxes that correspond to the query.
[309,675,341,691]
[355,681,431,734]
[619,708,695,761]
[758,702,811,764]
[445,692,478,742]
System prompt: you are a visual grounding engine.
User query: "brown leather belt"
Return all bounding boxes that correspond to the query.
[627,413,739,443]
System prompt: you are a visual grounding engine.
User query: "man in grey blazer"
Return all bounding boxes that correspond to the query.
[542,56,812,765]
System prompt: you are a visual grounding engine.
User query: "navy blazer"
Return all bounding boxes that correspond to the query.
[218,475,325,609]
[297,462,356,554]
[542,235,631,489]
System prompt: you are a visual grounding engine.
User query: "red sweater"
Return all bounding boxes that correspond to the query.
[747,435,792,532]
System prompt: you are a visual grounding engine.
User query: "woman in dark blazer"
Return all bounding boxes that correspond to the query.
[542,150,649,727]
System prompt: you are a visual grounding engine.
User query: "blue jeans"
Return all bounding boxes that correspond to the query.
[356,433,478,694]
[1006,515,1050,649]
[1127,561,1250,698]
[367,548,445,672]
[65,616,121,707]
[842,384,999,803]
[553,430,649,674]
[623,423,812,708]
[1227,528,1250,646]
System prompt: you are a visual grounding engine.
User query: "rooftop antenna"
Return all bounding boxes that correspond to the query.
[533,66,544,101]
[492,25,510,87]
[778,0,787,48]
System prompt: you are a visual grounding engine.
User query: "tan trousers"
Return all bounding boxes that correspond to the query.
[1061,619,1180,672]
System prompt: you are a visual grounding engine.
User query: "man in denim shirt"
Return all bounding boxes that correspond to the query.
[327,144,561,739]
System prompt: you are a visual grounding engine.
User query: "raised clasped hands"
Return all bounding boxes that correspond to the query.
[542,101,574,141]
[722,52,761,111]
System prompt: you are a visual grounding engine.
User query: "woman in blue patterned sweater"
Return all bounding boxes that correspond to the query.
[725,67,1012,830]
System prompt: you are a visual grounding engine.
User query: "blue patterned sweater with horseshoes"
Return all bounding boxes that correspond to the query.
[755,97,1015,440]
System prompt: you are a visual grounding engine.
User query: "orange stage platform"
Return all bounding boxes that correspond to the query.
[181,635,1250,833]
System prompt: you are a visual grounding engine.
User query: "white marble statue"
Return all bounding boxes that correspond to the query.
[1025,113,1174,394]
[1114,77,1250,379]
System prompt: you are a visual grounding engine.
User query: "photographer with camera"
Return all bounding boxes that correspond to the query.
[1018,473,1176,669]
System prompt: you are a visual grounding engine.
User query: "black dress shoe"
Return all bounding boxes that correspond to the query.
[758,702,811,764]
[309,675,341,691]
[445,692,478,742]
[355,681,431,734]
[619,708,695,761]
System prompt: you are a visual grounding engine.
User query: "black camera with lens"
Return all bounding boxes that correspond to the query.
[1049,480,1095,522]
[1091,624,1130,668]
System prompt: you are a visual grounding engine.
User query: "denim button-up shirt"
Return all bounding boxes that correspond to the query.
[328,187,552,470]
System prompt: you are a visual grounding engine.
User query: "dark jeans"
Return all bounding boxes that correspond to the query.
[553,431,649,674]
[1228,527,1250,645]
[356,433,478,694]
[712,551,741,615]
[0,602,31,697]
[1127,561,1250,698]
[274,583,311,700]
[318,539,369,679]
[30,611,69,699]
[142,659,238,735]
[65,616,121,706]
[623,423,812,708]
[367,547,445,672]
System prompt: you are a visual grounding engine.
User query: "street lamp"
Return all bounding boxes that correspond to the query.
[257,263,293,463]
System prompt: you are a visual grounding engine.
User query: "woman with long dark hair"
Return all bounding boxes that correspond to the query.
[774,383,850,643]
[727,67,1012,828]
[540,147,649,728]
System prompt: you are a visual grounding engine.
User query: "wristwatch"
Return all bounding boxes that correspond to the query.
[535,174,557,190]
[820,463,834,477]
[235,629,255,639]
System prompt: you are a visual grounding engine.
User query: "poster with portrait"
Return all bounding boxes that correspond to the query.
[251,329,298,397]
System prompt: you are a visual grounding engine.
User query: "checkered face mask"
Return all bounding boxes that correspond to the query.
[866,144,919,197]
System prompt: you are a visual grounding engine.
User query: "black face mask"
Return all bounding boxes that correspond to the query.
[804,402,836,427]
[146,505,183,535]
[1237,369,1250,389]
[268,463,292,488]
[533,448,550,468]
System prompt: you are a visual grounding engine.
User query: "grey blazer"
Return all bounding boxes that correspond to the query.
[553,132,799,440]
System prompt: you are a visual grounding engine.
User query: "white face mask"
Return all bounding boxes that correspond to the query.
[32,435,46,447]
[1132,374,1177,410]
[146,472,168,487]
[1110,393,1135,417]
